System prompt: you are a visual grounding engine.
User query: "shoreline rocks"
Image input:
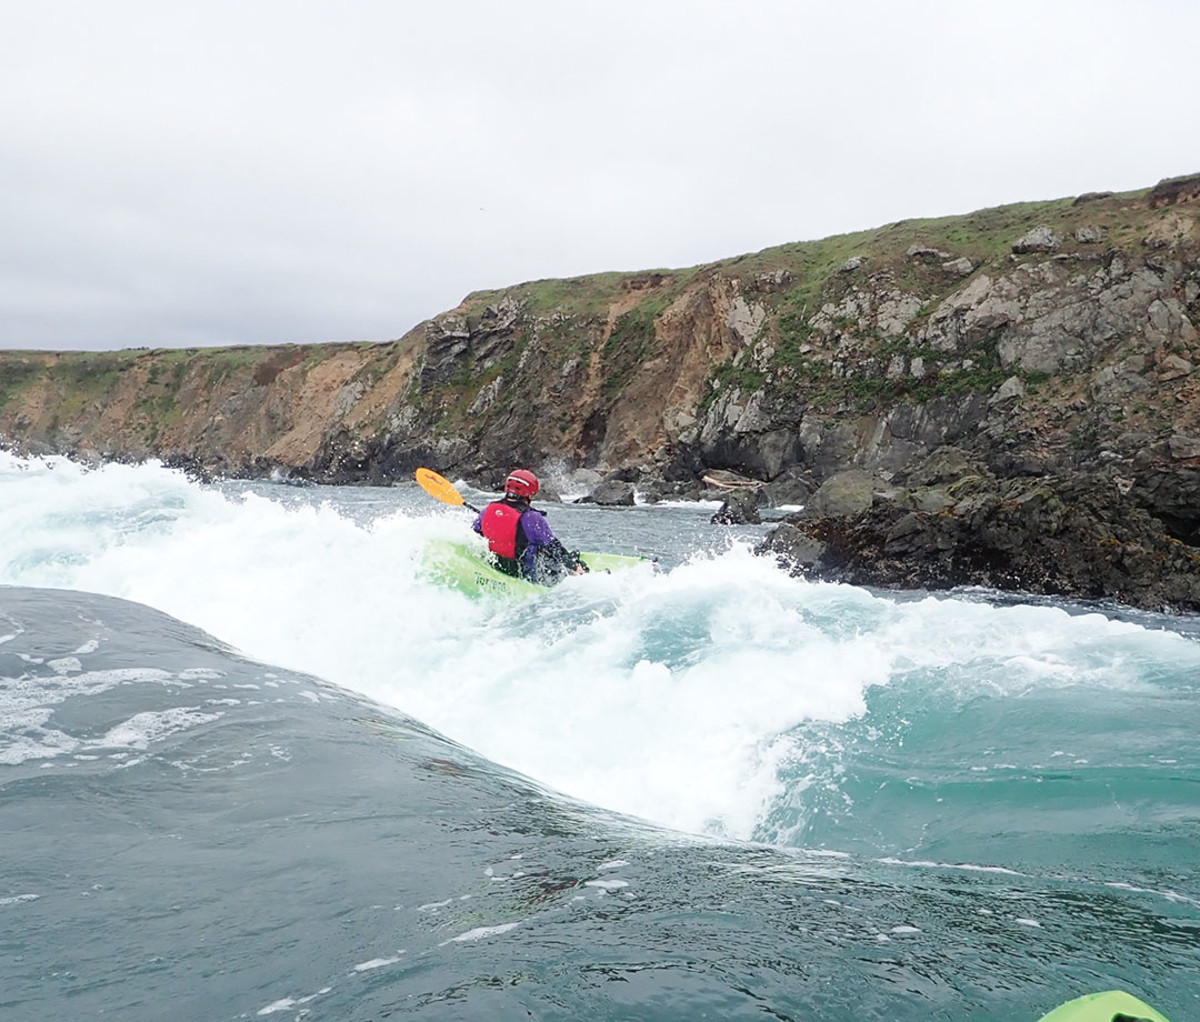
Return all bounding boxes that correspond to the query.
[755,460,1200,614]
[3,178,1198,615]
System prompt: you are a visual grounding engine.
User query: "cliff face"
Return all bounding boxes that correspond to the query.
[2,176,1199,541]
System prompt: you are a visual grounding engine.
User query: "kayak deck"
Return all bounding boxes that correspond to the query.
[1036,990,1170,1022]
[421,539,645,599]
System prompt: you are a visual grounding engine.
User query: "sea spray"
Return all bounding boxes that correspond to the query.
[3,452,1197,856]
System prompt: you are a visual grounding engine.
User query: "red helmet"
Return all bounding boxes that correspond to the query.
[504,469,539,499]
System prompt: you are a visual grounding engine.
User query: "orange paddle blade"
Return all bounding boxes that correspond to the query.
[414,468,465,506]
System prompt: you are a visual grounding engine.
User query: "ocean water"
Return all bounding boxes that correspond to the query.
[1,452,1197,1021]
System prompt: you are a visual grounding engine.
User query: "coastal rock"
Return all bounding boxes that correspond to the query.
[1168,433,1200,460]
[763,467,815,508]
[1141,211,1200,250]
[752,269,792,290]
[1129,463,1200,544]
[906,245,952,260]
[759,473,1200,613]
[695,387,804,481]
[756,523,827,571]
[1090,359,1152,404]
[637,478,703,504]
[875,293,925,339]
[990,375,1026,405]
[900,446,977,487]
[711,490,762,525]
[580,478,636,506]
[909,486,955,512]
[1157,354,1194,381]
[420,317,472,387]
[1147,173,1200,209]
[1011,227,1062,254]
[805,470,880,518]
[469,376,504,415]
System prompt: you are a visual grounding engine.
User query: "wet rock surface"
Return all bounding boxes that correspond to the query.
[711,490,762,525]
[579,477,637,506]
[757,456,1200,613]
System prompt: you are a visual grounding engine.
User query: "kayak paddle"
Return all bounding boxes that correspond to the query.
[415,467,481,513]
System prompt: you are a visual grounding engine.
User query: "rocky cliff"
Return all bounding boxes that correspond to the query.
[2,176,1199,591]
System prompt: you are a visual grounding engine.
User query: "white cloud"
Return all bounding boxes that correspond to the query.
[1,0,1196,349]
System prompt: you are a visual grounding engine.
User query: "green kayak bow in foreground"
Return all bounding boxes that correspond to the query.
[1036,990,1170,1022]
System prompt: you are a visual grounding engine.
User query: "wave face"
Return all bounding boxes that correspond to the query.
[2,454,1198,1020]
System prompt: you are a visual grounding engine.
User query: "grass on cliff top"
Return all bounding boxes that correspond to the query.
[723,189,1151,281]
[461,267,705,321]
[0,181,1176,399]
[0,356,45,408]
[462,275,624,319]
[0,340,407,418]
[451,187,1163,338]
[45,350,143,390]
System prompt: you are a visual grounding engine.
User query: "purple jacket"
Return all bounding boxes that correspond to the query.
[472,501,558,580]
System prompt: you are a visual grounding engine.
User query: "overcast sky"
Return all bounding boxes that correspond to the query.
[2,0,1197,351]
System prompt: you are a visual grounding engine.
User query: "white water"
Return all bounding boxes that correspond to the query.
[4,453,1198,840]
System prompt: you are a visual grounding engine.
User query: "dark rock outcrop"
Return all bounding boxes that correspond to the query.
[580,478,637,506]
[762,467,814,508]
[806,470,881,517]
[1148,174,1200,209]
[711,490,761,525]
[1011,226,1061,254]
[758,468,1200,613]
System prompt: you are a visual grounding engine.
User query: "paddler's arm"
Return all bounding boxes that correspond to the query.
[523,511,586,575]
[514,508,576,577]
[543,540,588,574]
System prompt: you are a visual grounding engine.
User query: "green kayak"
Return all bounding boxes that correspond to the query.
[1036,991,1170,1022]
[422,539,646,599]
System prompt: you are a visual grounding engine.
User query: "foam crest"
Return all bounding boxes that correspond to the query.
[100,707,223,750]
[4,454,1198,842]
[0,453,490,683]
[358,550,898,837]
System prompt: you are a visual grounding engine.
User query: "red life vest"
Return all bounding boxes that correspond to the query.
[479,500,523,560]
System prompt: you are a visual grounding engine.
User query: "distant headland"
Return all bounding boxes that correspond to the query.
[3,173,1199,611]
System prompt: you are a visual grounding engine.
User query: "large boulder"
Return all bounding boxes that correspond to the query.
[763,467,815,508]
[805,470,881,517]
[636,478,704,504]
[1011,226,1062,254]
[756,523,826,571]
[899,445,977,487]
[580,478,637,506]
[758,473,1200,613]
[1147,173,1200,209]
[711,490,762,525]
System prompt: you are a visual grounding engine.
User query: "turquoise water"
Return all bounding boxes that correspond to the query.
[1,454,1197,1020]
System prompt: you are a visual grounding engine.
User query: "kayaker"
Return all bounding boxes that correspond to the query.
[473,469,588,584]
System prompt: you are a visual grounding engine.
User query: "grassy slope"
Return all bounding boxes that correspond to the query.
[0,181,1190,465]
[432,188,1163,419]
